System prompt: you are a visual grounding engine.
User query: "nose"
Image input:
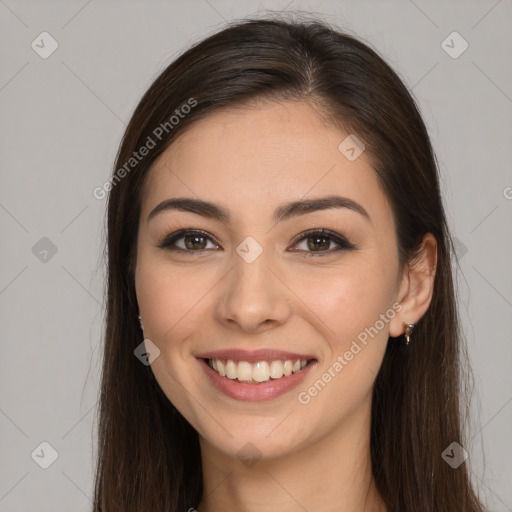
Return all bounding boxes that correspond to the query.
[214,247,292,333]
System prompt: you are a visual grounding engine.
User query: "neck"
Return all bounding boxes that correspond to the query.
[196,398,387,512]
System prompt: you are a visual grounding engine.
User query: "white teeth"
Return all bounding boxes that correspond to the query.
[237,361,253,382]
[253,361,270,382]
[269,360,284,379]
[208,357,311,383]
[225,360,237,379]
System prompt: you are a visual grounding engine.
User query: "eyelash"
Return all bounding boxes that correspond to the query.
[156,228,357,257]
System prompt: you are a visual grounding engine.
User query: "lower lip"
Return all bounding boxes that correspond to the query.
[197,358,316,402]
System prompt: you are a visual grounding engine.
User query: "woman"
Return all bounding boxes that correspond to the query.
[93,15,488,512]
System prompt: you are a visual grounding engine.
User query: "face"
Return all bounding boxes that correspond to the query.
[135,100,405,461]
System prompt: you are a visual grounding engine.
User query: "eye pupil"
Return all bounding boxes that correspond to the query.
[307,236,330,251]
[185,235,207,250]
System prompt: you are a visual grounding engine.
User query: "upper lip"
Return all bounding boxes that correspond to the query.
[195,349,316,364]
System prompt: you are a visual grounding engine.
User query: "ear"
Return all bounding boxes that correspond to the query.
[389,233,438,338]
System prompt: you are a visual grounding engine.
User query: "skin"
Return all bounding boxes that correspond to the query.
[134,100,437,512]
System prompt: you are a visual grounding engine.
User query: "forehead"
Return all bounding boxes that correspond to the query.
[141,101,391,228]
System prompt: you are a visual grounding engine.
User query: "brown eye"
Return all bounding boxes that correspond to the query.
[306,235,331,251]
[291,229,356,256]
[158,230,219,252]
[157,228,357,256]
[183,234,207,250]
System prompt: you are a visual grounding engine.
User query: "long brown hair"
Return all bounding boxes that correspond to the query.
[93,15,487,512]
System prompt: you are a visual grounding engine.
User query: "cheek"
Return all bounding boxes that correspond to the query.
[292,269,393,423]
[294,260,396,348]
[134,234,218,341]
[135,255,213,420]
[136,266,210,345]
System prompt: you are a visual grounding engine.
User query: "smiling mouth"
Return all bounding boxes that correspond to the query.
[204,357,316,384]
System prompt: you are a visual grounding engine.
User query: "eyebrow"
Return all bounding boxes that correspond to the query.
[147,195,371,225]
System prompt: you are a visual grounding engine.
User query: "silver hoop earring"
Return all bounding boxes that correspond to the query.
[137,314,144,330]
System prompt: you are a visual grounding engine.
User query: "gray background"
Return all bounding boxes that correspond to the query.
[0,0,511,510]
